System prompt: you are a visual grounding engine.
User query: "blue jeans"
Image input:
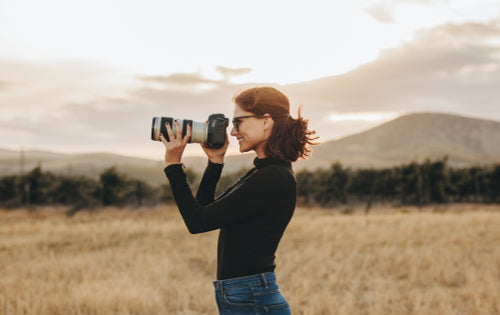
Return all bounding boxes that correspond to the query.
[213,272,291,314]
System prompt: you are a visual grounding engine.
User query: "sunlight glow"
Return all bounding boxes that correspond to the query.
[329,112,398,123]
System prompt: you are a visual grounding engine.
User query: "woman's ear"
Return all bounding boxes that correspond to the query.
[263,113,274,131]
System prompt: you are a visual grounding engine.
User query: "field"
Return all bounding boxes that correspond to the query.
[1,205,499,315]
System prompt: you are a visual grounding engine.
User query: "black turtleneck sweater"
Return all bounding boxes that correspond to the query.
[164,157,296,280]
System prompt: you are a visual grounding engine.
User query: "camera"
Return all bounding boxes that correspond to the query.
[151,114,229,148]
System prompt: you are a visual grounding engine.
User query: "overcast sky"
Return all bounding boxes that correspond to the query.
[1,0,499,159]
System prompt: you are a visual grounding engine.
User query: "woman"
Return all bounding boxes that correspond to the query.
[160,86,317,314]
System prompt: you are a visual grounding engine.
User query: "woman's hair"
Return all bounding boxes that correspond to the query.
[232,86,318,162]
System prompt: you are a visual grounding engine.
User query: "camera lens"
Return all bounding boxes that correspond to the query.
[151,116,208,144]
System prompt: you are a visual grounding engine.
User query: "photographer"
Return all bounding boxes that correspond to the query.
[160,86,317,314]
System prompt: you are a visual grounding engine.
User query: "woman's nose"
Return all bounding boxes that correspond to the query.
[230,127,237,136]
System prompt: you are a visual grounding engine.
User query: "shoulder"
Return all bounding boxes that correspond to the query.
[254,163,296,186]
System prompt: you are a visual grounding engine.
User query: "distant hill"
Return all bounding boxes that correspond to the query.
[0,149,167,185]
[2,113,500,185]
[0,148,255,186]
[295,112,500,170]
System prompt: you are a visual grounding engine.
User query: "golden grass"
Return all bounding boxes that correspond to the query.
[1,205,499,315]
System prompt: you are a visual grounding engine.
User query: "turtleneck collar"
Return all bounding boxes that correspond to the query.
[253,157,292,170]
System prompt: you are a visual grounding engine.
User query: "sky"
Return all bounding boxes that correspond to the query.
[1,0,499,159]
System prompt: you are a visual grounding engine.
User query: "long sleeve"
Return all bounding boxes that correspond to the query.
[195,160,224,205]
[164,163,293,234]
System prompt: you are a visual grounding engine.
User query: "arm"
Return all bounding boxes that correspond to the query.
[165,165,283,234]
[195,160,224,205]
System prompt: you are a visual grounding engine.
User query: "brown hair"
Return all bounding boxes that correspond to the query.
[232,86,318,162]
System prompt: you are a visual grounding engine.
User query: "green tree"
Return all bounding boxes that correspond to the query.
[349,169,377,201]
[98,166,128,206]
[487,164,500,203]
[397,162,421,206]
[428,158,449,203]
[21,165,59,205]
[128,180,157,206]
[296,169,315,205]
[159,167,201,204]
[315,162,350,207]
[159,182,174,203]
[51,175,98,207]
[469,167,487,203]
[377,168,399,203]
[0,175,21,206]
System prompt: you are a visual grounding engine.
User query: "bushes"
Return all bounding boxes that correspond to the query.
[2,158,500,210]
[297,158,500,208]
[0,166,161,209]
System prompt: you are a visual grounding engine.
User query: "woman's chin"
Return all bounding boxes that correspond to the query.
[238,144,251,153]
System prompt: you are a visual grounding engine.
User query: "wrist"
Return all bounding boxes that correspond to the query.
[165,161,182,167]
[209,157,224,164]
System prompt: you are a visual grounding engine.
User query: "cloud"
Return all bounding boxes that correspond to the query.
[364,0,434,23]
[216,66,252,77]
[364,3,395,23]
[0,58,135,120]
[140,73,218,87]
[138,67,253,92]
[1,18,500,158]
[287,18,500,111]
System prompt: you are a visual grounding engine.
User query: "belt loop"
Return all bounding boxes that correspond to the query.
[260,273,269,289]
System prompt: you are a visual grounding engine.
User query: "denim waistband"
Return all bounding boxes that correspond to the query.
[213,271,276,289]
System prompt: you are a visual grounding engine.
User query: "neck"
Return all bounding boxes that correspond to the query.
[255,144,267,159]
[255,151,267,159]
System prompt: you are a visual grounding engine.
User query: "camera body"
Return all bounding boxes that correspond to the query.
[151,114,229,148]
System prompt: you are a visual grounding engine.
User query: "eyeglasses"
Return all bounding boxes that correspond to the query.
[232,115,262,131]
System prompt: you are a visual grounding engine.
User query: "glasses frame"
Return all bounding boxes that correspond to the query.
[231,115,263,131]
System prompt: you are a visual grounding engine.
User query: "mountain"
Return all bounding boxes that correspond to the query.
[0,150,166,185]
[295,112,500,170]
[0,148,255,186]
[1,113,500,184]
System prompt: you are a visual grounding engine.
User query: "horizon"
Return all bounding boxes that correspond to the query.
[3,110,500,161]
[1,1,499,160]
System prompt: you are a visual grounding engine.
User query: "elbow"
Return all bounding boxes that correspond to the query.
[187,227,203,235]
[186,223,205,234]
[180,210,212,234]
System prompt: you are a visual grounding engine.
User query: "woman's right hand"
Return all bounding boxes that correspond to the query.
[160,120,191,166]
[201,133,229,164]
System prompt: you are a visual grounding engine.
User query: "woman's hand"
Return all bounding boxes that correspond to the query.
[159,120,191,166]
[201,133,229,164]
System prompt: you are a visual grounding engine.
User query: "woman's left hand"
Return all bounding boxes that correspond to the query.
[159,120,191,166]
[201,133,229,164]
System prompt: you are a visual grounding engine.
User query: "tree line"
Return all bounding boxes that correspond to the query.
[1,157,499,214]
[296,157,500,211]
[0,164,244,215]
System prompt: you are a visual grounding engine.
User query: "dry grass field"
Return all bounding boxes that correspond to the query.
[1,205,499,315]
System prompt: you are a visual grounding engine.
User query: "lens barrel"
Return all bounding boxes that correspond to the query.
[151,117,208,144]
[151,114,228,148]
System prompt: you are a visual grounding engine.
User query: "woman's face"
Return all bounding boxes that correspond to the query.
[231,104,272,158]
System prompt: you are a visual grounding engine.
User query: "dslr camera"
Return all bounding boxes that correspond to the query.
[151,114,229,148]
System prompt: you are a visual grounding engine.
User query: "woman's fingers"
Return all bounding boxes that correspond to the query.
[163,121,191,147]
[162,121,188,166]
[173,120,183,141]
[159,133,168,145]
[183,123,191,144]
[165,122,175,142]
[161,120,190,154]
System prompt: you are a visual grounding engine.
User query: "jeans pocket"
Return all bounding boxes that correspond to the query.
[223,286,256,307]
[264,302,291,314]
